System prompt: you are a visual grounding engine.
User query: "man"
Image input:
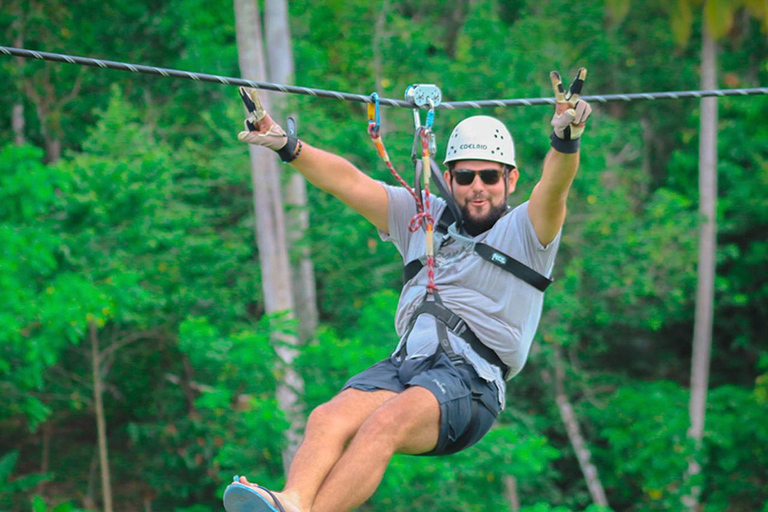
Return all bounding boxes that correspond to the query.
[224,70,592,512]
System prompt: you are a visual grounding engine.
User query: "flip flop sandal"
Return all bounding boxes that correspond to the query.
[223,477,286,512]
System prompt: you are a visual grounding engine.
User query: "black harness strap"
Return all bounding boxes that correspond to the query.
[413,299,468,366]
[426,157,463,229]
[402,293,510,377]
[403,259,424,286]
[473,242,552,292]
[402,206,553,292]
[402,292,501,456]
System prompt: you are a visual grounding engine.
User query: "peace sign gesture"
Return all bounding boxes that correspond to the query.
[550,68,592,146]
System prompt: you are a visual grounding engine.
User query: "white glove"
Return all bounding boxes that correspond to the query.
[237,87,302,162]
[550,68,592,141]
[237,87,288,150]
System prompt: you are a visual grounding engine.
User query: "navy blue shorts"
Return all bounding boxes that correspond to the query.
[342,352,501,455]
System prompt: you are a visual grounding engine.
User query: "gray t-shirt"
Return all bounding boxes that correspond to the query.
[379,184,561,405]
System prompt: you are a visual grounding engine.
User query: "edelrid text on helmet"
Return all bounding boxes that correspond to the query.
[444,115,516,167]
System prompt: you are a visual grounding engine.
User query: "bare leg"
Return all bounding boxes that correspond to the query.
[311,386,441,512]
[238,388,398,512]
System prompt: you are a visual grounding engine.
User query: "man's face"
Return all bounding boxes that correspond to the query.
[444,160,519,235]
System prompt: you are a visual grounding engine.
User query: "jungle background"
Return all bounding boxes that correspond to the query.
[1,0,767,511]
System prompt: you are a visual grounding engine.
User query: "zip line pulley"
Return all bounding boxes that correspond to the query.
[406,84,441,158]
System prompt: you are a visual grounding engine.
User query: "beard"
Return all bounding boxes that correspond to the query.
[460,200,509,236]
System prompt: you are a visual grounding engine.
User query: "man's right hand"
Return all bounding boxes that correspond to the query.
[235,87,390,232]
[237,87,289,151]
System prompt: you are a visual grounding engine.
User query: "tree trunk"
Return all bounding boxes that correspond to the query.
[12,32,26,146]
[284,170,318,345]
[35,421,51,496]
[444,0,468,58]
[84,448,99,510]
[372,0,390,135]
[11,13,26,145]
[534,342,609,507]
[24,65,81,163]
[265,0,319,344]
[234,0,303,471]
[90,321,114,512]
[684,22,718,512]
[551,347,609,508]
[503,474,520,512]
[12,104,25,146]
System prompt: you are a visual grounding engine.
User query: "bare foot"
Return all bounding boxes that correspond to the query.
[236,476,304,512]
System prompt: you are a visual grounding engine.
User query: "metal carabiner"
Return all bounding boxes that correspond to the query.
[425,98,435,128]
[367,92,381,134]
[411,108,422,130]
[425,98,437,156]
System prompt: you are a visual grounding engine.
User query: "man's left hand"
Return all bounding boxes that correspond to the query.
[550,68,592,141]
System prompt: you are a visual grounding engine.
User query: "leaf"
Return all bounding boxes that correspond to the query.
[743,0,768,32]
[671,0,694,46]
[52,501,75,512]
[605,0,631,24]
[0,451,19,485]
[703,0,736,39]
[31,495,47,512]
[8,473,50,493]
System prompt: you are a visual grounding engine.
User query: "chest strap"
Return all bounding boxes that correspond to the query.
[402,210,553,292]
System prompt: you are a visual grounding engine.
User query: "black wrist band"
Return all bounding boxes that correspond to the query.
[277,135,301,163]
[550,132,580,154]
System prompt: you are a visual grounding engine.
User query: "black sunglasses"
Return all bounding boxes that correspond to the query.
[452,169,504,186]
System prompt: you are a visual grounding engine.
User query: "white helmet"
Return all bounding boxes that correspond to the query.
[443,115,516,167]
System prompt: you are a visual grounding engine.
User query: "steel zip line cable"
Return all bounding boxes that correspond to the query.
[2,46,767,109]
[0,46,412,107]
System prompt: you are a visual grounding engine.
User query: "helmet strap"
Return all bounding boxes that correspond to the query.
[503,165,511,199]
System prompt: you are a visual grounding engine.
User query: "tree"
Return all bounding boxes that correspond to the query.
[4,2,83,162]
[233,0,304,471]
[8,2,25,146]
[88,321,113,512]
[668,2,768,508]
[264,0,319,344]
[606,0,767,506]
[685,17,717,509]
[1,1,766,510]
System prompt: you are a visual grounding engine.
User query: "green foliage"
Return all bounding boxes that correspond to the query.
[0,452,48,511]
[588,381,690,509]
[30,495,93,512]
[0,144,81,428]
[375,423,561,512]
[702,385,768,510]
[584,381,768,510]
[0,1,766,511]
[297,289,399,409]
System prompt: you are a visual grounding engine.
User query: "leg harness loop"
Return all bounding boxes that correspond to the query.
[401,292,510,377]
[398,292,506,456]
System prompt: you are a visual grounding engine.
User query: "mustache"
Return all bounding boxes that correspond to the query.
[465,193,489,202]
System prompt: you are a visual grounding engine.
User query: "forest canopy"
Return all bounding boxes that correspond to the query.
[1,1,766,511]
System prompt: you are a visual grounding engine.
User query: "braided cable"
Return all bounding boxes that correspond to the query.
[3,46,766,109]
